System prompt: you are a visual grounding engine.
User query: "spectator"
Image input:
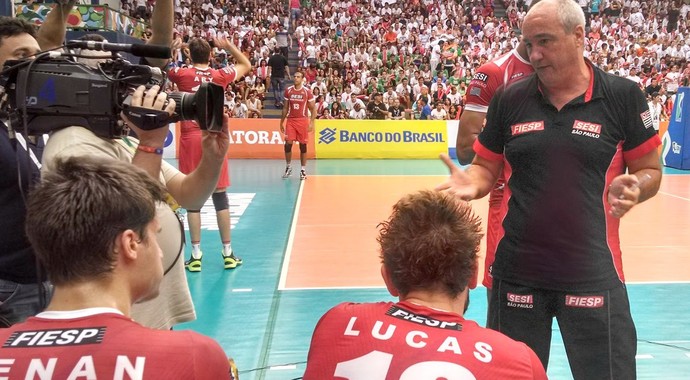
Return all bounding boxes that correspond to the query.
[430,101,448,120]
[329,101,346,119]
[449,103,461,120]
[267,48,291,108]
[232,101,249,118]
[648,92,667,132]
[389,97,407,120]
[349,101,367,119]
[246,91,263,118]
[417,98,432,120]
[367,92,389,119]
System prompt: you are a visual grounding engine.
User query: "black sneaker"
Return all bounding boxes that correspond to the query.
[185,256,202,272]
[300,169,307,180]
[223,251,243,269]
[282,166,292,179]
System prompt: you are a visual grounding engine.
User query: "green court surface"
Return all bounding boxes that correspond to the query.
[174,159,690,380]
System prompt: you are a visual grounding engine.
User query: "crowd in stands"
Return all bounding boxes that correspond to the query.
[127,0,690,120]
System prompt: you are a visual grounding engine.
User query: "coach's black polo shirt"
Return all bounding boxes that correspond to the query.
[475,62,661,292]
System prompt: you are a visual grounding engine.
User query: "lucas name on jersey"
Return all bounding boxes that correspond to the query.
[342,316,494,363]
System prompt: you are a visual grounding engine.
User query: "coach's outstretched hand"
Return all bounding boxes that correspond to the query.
[435,154,480,201]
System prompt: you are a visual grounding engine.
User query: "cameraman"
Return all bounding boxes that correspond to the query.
[38,0,219,330]
[0,0,78,326]
[41,85,230,331]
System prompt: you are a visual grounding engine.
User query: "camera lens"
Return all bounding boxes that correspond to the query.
[167,82,225,132]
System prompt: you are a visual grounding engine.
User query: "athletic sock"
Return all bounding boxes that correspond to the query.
[223,243,233,257]
[191,243,202,260]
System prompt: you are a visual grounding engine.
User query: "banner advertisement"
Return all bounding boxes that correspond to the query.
[662,87,690,169]
[163,123,176,159]
[446,120,459,159]
[315,120,448,159]
[226,119,315,159]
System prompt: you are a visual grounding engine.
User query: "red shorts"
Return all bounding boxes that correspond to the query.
[178,121,230,188]
[286,118,309,145]
[483,175,507,289]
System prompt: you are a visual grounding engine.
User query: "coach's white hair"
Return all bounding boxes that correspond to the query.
[529,0,586,33]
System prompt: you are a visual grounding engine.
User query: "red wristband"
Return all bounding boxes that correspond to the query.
[137,144,164,155]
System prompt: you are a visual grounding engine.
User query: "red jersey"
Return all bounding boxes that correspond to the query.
[303,301,547,380]
[0,310,231,379]
[284,86,315,119]
[464,49,533,114]
[463,49,533,290]
[167,66,237,93]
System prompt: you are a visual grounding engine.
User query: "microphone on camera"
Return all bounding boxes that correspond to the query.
[66,41,171,59]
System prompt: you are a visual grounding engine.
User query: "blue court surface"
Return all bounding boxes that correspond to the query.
[173,159,690,380]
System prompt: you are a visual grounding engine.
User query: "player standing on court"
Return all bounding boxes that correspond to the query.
[167,37,251,272]
[457,30,533,293]
[280,71,316,180]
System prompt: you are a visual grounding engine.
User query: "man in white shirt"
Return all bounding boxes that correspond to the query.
[430,102,448,120]
[349,102,367,119]
[232,102,249,118]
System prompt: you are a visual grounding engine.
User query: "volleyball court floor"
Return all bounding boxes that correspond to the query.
[175,159,690,380]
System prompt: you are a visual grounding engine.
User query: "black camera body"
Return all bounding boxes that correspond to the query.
[1,53,224,138]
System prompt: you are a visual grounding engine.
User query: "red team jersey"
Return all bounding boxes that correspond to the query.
[464,49,533,289]
[167,66,237,94]
[167,65,237,186]
[464,49,533,114]
[284,86,314,119]
[0,310,231,380]
[303,301,547,380]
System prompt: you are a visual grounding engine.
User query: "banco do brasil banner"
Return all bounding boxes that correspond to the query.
[315,120,448,158]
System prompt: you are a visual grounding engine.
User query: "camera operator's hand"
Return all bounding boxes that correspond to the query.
[200,114,230,163]
[121,85,176,147]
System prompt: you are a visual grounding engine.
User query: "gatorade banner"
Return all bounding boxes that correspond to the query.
[315,120,448,158]
[226,119,315,159]
[662,87,690,169]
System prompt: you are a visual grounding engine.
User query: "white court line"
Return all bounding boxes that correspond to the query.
[282,282,690,290]
[278,180,306,290]
[270,365,297,370]
[626,281,690,285]
[658,191,690,202]
[283,285,387,291]
[685,353,690,359]
[317,174,446,177]
[231,288,253,292]
[636,354,654,359]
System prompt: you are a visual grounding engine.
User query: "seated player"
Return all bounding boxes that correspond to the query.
[0,157,232,379]
[303,190,547,379]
